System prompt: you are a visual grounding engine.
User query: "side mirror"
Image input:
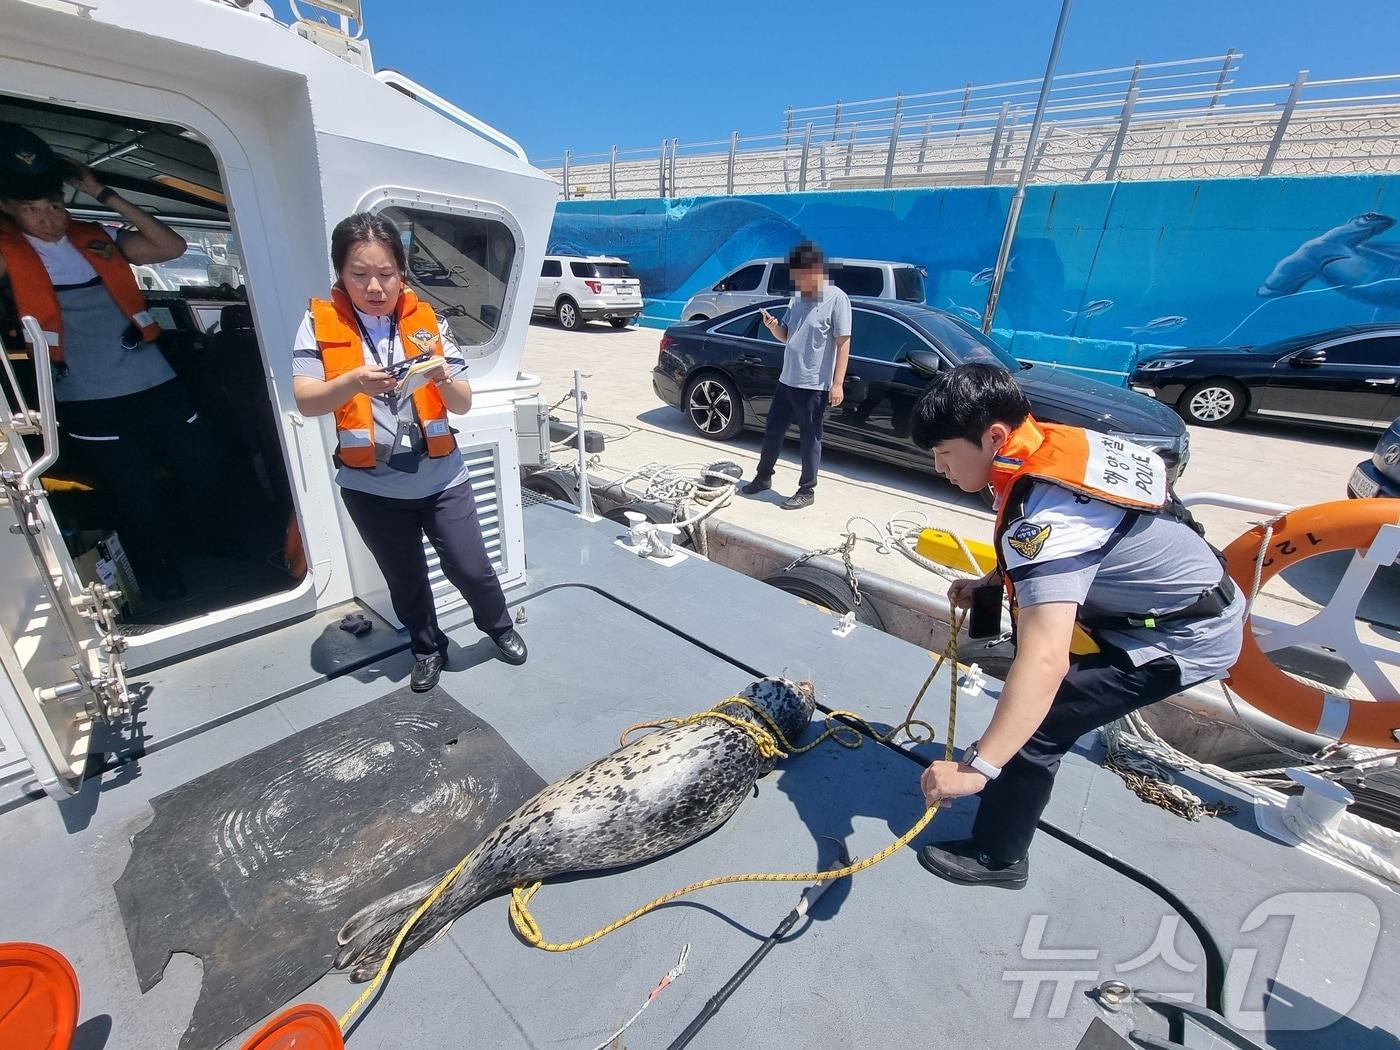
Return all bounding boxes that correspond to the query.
[1293,349,1326,368]
[907,350,943,378]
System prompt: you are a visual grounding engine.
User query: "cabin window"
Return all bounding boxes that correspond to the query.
[382,205,516,351]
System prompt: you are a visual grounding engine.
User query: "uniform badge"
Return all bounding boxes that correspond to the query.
[407,328,439,355]
[1007,521,1052,559]
[87,238,116,260]
[16,151,37,168]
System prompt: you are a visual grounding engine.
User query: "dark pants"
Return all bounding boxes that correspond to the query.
[971,647,1193,863]
[754,382,827,494]
[341,481,512,657]
[56,378,228,579]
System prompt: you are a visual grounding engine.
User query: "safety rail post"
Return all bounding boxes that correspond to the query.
[985,102,1010,183]
[658,139,667,197]
[1106,61,1142,181]
[782,106,794,192]
[669,138,678,197]
[1208,48,1237,110]
[562,150,571,200]
[726,132,738,195]
[1261,70,1308,176]
[844,125,857,177]
[884,94,903,188]
[798,123,813,192]
[917,115,932,173]
[953,82,973,143]
[832,100,842,138]
[609,145,617,199]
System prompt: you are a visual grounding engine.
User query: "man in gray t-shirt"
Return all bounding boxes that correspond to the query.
[740,242,851,511]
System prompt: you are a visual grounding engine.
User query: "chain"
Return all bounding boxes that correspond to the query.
[783,532,864,607]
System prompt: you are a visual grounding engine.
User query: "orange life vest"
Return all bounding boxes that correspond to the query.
[989,417,1171,654]
[0,217,160,362]
[309,288,456,469]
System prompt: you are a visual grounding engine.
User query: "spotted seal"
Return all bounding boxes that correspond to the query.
[334,676,814,979]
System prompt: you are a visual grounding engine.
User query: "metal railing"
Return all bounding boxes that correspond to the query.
[542,54,1400,199]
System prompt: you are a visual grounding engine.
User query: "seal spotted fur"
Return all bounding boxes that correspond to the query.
[334,677,814,978]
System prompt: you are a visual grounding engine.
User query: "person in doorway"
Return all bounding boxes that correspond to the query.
[0,122,231,601]
[292,212,526,693]
[740,241,851,510]
[911,364,1244,889]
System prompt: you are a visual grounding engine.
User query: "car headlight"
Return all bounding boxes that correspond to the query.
[1109,430,1186,458]
[1138,358,1193,372]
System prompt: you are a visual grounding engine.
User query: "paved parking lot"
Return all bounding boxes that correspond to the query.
[520,320,1396,670]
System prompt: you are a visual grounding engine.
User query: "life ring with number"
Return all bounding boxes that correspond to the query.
[1222,498,1400,747]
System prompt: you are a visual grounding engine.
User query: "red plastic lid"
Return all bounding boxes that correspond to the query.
[0,942,80,1050]
[240,1004,344,1050]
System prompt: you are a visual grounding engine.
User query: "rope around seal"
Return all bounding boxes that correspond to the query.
[508,614,965,953]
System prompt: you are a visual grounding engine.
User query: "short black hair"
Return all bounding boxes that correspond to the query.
[787,240,824,272]
[910,362,1031,449]
[330,211,408,281]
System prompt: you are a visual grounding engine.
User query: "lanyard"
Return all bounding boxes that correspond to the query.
[352,309,400,413]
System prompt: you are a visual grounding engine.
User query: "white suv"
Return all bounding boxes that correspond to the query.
[680,257,925,321]
[534,255,644,330]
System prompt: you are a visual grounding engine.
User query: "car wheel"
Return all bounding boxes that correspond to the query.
[1179,379,1247,427]
[556,298,581,330]
[684,373,744,440]
[761,563,885,630]
[609,317,631,329]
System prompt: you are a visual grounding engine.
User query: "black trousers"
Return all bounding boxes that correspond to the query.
[754,382,828,494]
[971,647,1194,863]
[56,378,227,577]
[341,481,512,657]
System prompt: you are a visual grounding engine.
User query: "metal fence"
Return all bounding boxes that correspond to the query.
[540,54,1400,199]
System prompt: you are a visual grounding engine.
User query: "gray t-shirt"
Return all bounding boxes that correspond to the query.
[1000,482,1245,685]
[292,307,470,500]
[26,227,175,403]
[780,283,852,390]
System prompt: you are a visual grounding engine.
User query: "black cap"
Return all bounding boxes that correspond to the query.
[0,123,65,201]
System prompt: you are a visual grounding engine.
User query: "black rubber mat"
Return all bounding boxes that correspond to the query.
[113,686,545,1050]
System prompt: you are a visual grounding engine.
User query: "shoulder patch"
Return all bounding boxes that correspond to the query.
[1007,521,1053,559]
[406,327,439,355]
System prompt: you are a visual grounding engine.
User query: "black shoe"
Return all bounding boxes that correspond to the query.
[917,838,1028,889]
[782,491,815,510]
[740,479,771,496]
[410,651,445,693]
[492,628,528,666]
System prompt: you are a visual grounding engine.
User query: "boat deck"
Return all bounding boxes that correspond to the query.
[0,502,1395,1049]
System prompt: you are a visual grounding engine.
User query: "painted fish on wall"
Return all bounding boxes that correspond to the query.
[1259,212,1400,306]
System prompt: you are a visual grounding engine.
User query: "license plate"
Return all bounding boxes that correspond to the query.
[1350,466,1380,499]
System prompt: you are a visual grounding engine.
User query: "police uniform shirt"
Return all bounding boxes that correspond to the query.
[1000,482,1245,684]
[292,307,470,500]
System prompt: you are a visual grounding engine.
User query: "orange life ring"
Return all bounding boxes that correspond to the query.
[1222,498,1400,748]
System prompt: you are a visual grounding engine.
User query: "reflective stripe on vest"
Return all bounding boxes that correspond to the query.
[309,287,455,469]
[0,218,160,362]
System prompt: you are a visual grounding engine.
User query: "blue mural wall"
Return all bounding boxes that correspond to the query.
[549,174,1400,379]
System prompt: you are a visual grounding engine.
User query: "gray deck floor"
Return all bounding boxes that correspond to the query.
[0,501,1394,1049]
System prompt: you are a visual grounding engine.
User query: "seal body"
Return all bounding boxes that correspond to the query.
[334,677,814,978]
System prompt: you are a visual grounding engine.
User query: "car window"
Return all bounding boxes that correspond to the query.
[767,264,793,295]
[719,264,764,292]
[853,310,926,363]
[714,311,763,339]
[595,262,633,279]
[1321,336,1400,367]
[569,261,596,278]
[751,306,789,344]
[830,265,884,298]
[893,267,926,303]
[921,310,1021,370]
[541,260,562,278]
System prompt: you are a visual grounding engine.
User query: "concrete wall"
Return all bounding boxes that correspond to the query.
[549,174,1400,380]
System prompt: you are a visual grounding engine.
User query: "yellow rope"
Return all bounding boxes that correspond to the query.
[340,614,966,1023]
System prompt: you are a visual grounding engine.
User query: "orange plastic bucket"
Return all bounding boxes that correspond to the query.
[0,942,80,1050]
[239,1004,344,1050]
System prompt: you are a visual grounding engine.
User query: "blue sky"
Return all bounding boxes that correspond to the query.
[273,1,1400,161]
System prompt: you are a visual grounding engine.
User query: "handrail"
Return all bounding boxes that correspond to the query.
[374,69,528,163]
[18,316,60,491]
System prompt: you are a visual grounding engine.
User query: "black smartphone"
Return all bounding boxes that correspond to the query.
[967,583,1004,640]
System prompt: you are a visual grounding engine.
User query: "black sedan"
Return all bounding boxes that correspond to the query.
[653,299,1190,479]
[1130,325,1400,430]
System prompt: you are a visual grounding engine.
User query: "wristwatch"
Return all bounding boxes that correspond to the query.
[95,186,117,204]
[962,741,1002,780]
